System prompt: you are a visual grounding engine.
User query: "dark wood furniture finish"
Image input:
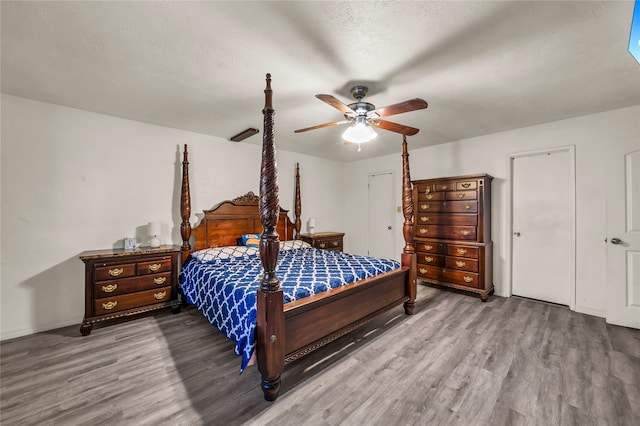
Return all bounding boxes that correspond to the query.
[79,246,180,335]
[412,173,493,301]
[180,75,417,401]
[300,232,345,251]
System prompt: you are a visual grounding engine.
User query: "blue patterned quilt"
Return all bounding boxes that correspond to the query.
[180,244,400,372]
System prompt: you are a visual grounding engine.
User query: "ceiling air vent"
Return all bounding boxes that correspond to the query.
[229,128,259,142]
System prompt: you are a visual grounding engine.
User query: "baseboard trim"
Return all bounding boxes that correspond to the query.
[0,318,80,342]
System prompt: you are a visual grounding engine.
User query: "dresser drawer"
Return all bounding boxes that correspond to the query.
[137,257,173,275]
[415,242,445,253]
[445,190,477,201]
[445,257,479,273]
[434,182,455,192]
[94,272,172,297]
[417,265,445,281]
[94,263,136,281]
[418,191,444,202]
[416,225,477,240]
[456,180,477,191]
[94,286,172,315]
[443,270,479,288]
[416,214,477,226]
[447,244,480,259]
[417,201,478,213]
[417,253,444,266]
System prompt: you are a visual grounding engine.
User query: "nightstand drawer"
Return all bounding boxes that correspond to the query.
[94,272,172,297]
[94,286,172,315]
[137,257,173,275]
[314,238,342,250]
[94,263,136,281]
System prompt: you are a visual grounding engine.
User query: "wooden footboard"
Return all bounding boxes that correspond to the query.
[284,267,410,363]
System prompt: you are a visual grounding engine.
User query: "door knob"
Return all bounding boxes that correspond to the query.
[387,226,392,230]
[611,238,623,245]
[513,232,521,237]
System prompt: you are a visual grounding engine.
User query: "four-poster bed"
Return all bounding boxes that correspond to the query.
[179,74,417,401]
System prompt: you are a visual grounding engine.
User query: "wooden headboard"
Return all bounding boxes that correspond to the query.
[191,191,295,251]
[179,144,301,261]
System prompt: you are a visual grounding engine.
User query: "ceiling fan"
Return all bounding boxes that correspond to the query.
[294,86,428,143]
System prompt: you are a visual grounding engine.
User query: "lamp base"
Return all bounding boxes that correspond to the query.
[150,236,161,248]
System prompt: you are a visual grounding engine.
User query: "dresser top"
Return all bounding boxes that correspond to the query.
[300,232,345,238]
[79,245,180,261]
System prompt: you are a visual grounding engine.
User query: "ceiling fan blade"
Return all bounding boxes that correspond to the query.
[368,98,428,119]
[316,94,356,116]
[294,119,351,133]
[370,119,420,136]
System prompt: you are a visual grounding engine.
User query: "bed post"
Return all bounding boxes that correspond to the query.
[294,162,302,239]
[256,74,285,401]
[401,135,417,315]
[180,144,192,260]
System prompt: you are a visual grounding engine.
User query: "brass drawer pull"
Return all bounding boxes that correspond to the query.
[439,185,448,190]
[456,261,466,267]
[419,268,427,274]
[319,243,326,248]
[424,244,433,250]
[421,204,429,209]
[456,248,467,255]
[461,230,471,236]
[332,241,339,247]
[425,256,434,263]
[426,194,434,200]
[420,228,428,234]
[424,188,431,195]
[457,193,465,198]
[154,277,166,285]
[461,182,471,188]
[154,291,167,300]
[463,276,473,283]
[148,263,162,272]
[464,205,472,210]
[102,284,117,293]
[108,268,123,277]
[420,216,429,222]
[102,301,117,310]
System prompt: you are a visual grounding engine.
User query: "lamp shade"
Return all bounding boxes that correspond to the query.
[148,221,161,236]
[308,217,317,228]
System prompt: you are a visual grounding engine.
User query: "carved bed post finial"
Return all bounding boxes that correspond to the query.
[401,135,417,315]
[180,144,192,253]
[256,73,285,402]
[294,163,302,239]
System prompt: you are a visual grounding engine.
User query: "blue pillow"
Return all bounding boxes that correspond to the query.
[241,234,260,248]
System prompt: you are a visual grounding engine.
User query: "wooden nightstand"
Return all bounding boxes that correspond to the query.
[79,245,181,336]
[300,232,345,252]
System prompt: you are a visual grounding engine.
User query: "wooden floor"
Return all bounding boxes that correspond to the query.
[1,285,639,426]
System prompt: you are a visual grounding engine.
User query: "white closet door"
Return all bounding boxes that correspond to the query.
[368,172,395,259]
[512,149,573,305]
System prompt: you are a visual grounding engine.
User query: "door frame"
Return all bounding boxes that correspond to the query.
[367,170,396,258]
[505,145,576,310]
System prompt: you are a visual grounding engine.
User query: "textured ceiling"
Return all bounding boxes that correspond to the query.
[2,1,639,162]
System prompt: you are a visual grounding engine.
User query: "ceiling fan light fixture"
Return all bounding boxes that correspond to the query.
[342,117,377,144]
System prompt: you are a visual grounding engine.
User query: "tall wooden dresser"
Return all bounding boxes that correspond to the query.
[412,174,493,301]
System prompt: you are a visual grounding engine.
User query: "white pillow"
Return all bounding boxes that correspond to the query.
[279,240,311,251]
[191,246,259,263]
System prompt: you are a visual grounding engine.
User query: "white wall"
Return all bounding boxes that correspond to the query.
[344,105,640,317]
[0,94,345,340]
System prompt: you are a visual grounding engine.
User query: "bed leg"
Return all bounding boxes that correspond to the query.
[256,287,285,401]
[402,251,417,315]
